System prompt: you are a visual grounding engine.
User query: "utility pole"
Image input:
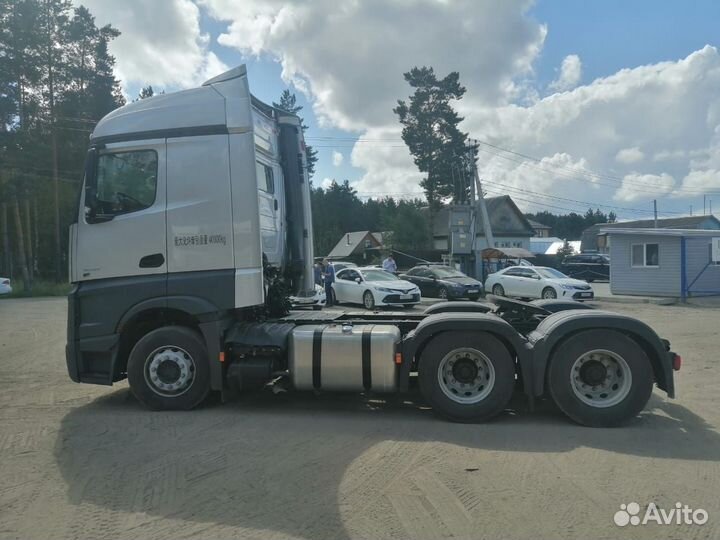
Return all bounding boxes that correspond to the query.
[704,194,707,215]
[690,205,693,216]
[653,200,658,228]
[470,148,494,250]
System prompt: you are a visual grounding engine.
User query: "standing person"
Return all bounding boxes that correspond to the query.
[382,253,397,274]
[314,261,323,286]
[323,259,335,306]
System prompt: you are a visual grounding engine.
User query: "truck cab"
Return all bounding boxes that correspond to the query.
[67,66,313,387]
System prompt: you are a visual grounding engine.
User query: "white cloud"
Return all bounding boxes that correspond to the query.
[203,0,546,131]
[680,169,720,192]
[615,173,675,202]
[332,150,344,167]
[129,0,720,215]
[548,54,582,92]
[82,0,228,92]
[615,147,645,164]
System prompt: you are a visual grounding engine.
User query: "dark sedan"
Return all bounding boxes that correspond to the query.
[400,265,484,300]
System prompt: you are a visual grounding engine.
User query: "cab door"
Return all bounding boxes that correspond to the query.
[75,139,167,282]
[256,159,285,266]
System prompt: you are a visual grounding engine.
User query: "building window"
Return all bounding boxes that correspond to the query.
[631,243,660,267]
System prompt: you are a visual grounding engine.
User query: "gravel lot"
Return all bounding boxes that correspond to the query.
[1,297,718,540]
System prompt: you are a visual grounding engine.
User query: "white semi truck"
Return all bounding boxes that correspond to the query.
[65,66,680,426]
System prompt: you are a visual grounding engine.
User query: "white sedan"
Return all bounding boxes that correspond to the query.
[0,277,11,295]
[332,267,421,309]
[290,284,326,310]
[485,266,594,301]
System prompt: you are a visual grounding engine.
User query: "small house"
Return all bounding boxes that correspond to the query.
[603,228,720,298]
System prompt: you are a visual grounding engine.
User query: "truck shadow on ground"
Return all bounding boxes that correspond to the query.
[54,389,720,539]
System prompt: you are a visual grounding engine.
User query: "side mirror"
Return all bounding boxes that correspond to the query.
[355,277,362,284]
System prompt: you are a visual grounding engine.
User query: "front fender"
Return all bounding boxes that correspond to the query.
[527,310,675,398]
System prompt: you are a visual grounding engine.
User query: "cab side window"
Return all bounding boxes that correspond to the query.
[89,150,158,219]
[256,161,275,194]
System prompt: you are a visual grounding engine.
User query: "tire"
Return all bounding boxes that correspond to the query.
[547,329,653,427]
[127,326,210,411]
[418,331,515,423]
[312,305,322,311]
[438,287,449,300]
[492,284,505,296]
[542,287,557,299]
[363,290,376,310]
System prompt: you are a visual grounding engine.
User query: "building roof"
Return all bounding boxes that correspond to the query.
[585,215,720,234]
[432,195,535,237]
[527,218,551,229]
[326,231,383,258]
[601,227,720,237]
[581,215,720,251]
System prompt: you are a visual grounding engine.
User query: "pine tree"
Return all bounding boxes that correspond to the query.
[394,67,476,208]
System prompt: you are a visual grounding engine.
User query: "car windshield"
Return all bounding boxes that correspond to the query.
[537,268,569,279]
[362,269,400,281]
[432,267,466,278]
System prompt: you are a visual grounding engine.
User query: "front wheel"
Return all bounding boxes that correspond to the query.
[542,287,557,299]
[492,284,505,296]
[363,290,376,310]
[127,326,210,410]
[418,331,515,422]
[547,329,653,427]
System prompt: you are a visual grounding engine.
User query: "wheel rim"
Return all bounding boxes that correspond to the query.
[364,292,374,309]
[437,347,496,404]
[438,288,448,299]
[493,285,504,296]
[570,349,632,408]
[144,345,196,397]
[543,288,556,299]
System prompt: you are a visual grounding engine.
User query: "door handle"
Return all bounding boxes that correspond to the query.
[139,253,165,268]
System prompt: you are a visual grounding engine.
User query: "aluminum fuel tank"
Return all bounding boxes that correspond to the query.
[289,324,401,393]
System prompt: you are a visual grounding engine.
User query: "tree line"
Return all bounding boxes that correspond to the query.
[525,209,617,241]
[1,0,124,291]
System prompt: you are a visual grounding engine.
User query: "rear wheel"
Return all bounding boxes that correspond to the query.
[418,331,515,422]
[542,287,557,299]
[492,284,505,296]
[127,326,210,410]
[363,290,376,310]
[547,329,653,427]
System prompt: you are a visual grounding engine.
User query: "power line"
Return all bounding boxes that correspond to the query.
[305,134,719,195]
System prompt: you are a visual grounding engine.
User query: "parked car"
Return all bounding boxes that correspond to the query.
[400,265,483,300]
[485,266,594,301]
[560,253,610,282]
[332,267,421,309]
[0,277,11,295]
[328,260,357,272]
[290,284,326,310]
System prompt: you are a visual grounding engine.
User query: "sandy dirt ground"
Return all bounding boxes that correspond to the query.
[0,297,718,540]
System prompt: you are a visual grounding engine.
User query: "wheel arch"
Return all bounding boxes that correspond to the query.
[401,313,530,392]
[529,310,674,399]
[114,296,227,388]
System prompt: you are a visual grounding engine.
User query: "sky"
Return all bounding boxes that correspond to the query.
[80,0,720,221]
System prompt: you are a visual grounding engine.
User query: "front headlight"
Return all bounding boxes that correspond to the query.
[376,286,394,293]
[560,284,574,290]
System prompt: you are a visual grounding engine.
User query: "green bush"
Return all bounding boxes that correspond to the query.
[1,280,71,299]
